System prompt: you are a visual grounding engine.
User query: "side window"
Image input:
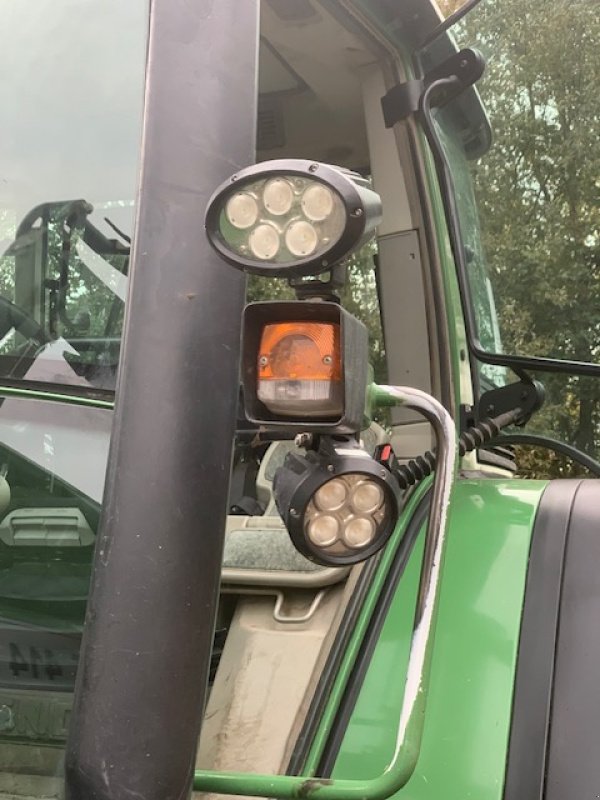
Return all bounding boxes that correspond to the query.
[427,0,600,467]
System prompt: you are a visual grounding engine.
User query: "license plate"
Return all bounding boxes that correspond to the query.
[0,629,80,692]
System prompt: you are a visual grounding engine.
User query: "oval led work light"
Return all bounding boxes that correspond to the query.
[205,159,382,278]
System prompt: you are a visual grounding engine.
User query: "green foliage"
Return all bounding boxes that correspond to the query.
[456,0,600,474]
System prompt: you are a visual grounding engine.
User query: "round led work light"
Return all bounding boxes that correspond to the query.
[273,440,401,567]
[205,160,382,278]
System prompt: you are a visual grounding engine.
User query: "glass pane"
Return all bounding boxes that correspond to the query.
[497,369,600,473]
[427,0,600,367]
[0,394,111,794]
[0,0,147,393]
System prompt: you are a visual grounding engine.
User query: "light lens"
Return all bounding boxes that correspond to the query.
[299,471,394,561]
[249,224,280,260]
[307,514,339,547]
[226,192,259,229]
[343,517,376,549]
[285,220,318,257]
[302,184,334,221]
[263,178,294,215]
[351,481,384,514]
[257,321,342,416]
[314,478,348,512]
[216,172,347,268]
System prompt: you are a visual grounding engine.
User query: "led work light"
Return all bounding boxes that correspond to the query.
[205,159,382,277]
[273,438,401,566]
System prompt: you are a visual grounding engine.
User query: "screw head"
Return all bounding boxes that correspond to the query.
[258,355,268,367]
[352,208,363,217]
[309,163,319,172]
[323,355,332,365]
[294,432,313,448]
[327,464,335,473]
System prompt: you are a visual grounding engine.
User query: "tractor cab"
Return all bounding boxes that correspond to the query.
[0,1,599,799]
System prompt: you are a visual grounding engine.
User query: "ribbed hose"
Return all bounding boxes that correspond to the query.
[395,408,522,490]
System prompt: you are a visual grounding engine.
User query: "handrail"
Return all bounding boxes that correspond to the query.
[193,385,457,798]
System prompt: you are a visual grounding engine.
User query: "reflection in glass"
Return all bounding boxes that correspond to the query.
[0,0,148,393]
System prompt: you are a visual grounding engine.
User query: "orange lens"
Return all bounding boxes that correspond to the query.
[258,323,342,381]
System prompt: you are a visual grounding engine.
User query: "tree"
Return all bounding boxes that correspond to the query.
[454,0,600,474]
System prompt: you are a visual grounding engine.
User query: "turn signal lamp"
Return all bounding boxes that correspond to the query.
[242,301,368,434]
[273,438,400,566]
[205,159,382,278]
[257,321,342,417]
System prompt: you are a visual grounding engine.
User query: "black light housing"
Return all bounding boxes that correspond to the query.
[273,437,401,567]
[241,300,368,434]
[204,159,382,278]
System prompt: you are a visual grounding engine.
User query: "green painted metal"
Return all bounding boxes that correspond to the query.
[194,479,544,799]
[303,478,434,775]
[0,384,114,409]
[332,479,546,799]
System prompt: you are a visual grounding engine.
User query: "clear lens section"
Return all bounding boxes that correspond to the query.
[314,479,348,512]
[263,178,294,215]
[257,379,343,417]
[343,517,376,549]
[303,472,393,556]
[307,514,339,547]
[351,481,384,514]
[225,192,259,229]
[218,174,347,265]
[285,220,318,257]
[249,224,280,260]
[301,184,334,221]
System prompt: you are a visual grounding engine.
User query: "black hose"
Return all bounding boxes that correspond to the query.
[394,407,523,490]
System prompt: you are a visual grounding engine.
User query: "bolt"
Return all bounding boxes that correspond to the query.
[352,208,363,217]
[327,464,335,473]
[230,175,238,182]
[323,355,332,365]
[258,355,268,367]
[295,432,314,449]
[380,469,388,479]
[309,163,319,172]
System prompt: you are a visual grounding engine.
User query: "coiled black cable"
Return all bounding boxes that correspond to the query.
[394,408,523,490]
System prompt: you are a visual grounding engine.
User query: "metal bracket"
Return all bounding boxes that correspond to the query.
[381,48,486,129]
[477,379,545,428]
[381,80,424,127]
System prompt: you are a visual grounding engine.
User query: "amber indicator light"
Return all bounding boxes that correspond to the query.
[258,322,342,381]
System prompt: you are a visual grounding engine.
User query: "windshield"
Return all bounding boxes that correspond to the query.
[425,0,600,463]
[0,2,145,395]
